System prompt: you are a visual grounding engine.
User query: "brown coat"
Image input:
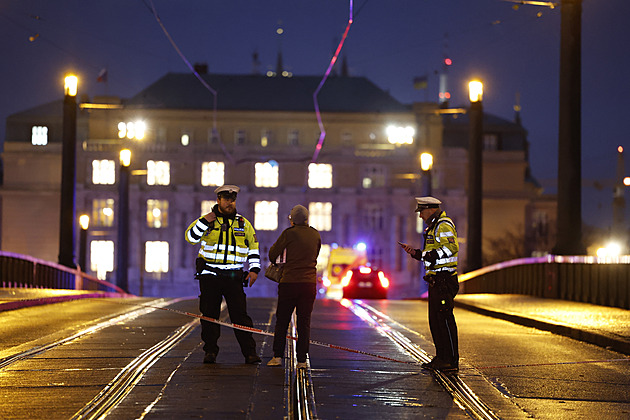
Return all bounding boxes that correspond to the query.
[269,224,321,283]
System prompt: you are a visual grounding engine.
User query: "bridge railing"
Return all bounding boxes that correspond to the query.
[459,255,630,310]
[0,251,127,294]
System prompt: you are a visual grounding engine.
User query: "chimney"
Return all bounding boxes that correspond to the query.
[193,63,208,74]
[252,50,261,75]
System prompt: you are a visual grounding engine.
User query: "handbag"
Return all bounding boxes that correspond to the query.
[265,248,286,282]
[264,263,283,283]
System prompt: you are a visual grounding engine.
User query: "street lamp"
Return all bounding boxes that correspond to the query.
[79,214,89,271]
[58,74,78,268]
[467,80,483,271]
[116,149,131,292]
[420,152,433,196]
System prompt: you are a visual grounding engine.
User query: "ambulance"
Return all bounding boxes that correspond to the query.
[321,245,367,299]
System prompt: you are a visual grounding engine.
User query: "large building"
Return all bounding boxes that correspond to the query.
[1,70,555,297]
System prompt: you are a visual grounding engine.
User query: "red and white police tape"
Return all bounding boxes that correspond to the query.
[115,298,418,365]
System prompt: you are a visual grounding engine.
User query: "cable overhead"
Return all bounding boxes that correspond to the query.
[145,0,234,164]
[311,0,354,165]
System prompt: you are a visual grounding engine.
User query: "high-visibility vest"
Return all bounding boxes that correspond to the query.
[185,213,260,271]
[423,211,459,275]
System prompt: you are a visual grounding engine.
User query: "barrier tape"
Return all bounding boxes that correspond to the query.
[112,299,418,365]
[101,298,630,370]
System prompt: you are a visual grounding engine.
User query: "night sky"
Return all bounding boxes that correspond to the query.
[1,0,628,230]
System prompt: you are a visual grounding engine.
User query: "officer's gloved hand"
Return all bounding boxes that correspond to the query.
[423,275,435,286]
[203,211,216,223]
[422,250,439,266]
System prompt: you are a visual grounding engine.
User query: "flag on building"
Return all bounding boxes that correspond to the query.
[97,68,108,83]
[413,75,428,90]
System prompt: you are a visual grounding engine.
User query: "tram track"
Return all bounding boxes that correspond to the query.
[70,318,199,420]
[289,314,318,420]
[346,300,499,420]
[0,298,175,370]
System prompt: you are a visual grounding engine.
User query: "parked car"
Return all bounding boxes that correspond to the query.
[341,266,389,299]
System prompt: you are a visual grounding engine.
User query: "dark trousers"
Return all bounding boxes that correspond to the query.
[427,273,459,364]
[198,273,257,357]
[272,282,317,363]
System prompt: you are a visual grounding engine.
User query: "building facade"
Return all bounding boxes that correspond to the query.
[1,71,555,297]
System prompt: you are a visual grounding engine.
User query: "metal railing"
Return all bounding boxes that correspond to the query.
[459,255,630,310]
[0,251,127,294]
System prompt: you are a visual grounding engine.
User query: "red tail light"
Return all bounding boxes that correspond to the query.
[341,271,353,287]
[378,271,390,288]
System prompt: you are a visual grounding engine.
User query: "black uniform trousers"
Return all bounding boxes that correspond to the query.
[198,272,257,358]
[272,282,317,363]
[427,272,459,364]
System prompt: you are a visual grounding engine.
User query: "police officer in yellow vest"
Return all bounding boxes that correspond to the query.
[185,184,262,364]
[399,196,459,371]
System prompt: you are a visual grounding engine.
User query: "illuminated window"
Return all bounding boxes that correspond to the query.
[147,160,170,185]
[145,241,169,273]
[309,202,332,231]
[90,240,114,280]
[92,159,116,185]
[92,198,114,227]
[254,201,278,230]
[180,129,192,146]
[362,165,386,189]
[255,161,279,187]
[147,199,168,228]
[308,163,332,189]
[288,129,299,146]
[201,200,217,215]
[261,129,272,147]
[201,161,224,186]
[117,121,146,140]
[386,125,414,145]
[31,126,48,146]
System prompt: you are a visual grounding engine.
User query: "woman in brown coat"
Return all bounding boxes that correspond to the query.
[267,205,321,369]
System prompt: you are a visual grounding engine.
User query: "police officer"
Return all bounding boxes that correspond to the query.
[185,184,262,364]
[399,196,459,371]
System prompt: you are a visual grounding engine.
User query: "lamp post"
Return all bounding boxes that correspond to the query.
[116,149,131,292]
[553,0,585,255]
[79,214,89,272]
[467,80,483,271]
[58,75,78,268]
[420,152,433,196]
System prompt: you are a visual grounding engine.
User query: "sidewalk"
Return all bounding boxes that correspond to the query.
[0,288,128,312]
[456,293,630,355]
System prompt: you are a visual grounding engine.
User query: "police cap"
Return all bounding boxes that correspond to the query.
[415,196,442,212]
[214,184,240,199]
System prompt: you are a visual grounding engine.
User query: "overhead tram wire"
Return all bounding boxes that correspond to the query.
[144,0,234,164]
[310,0,354,166]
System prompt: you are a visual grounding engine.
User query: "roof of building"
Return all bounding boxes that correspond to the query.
[124,73,410,113]
[441,107,529,152]
[442,110,526,131]
[8,100,63,118]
